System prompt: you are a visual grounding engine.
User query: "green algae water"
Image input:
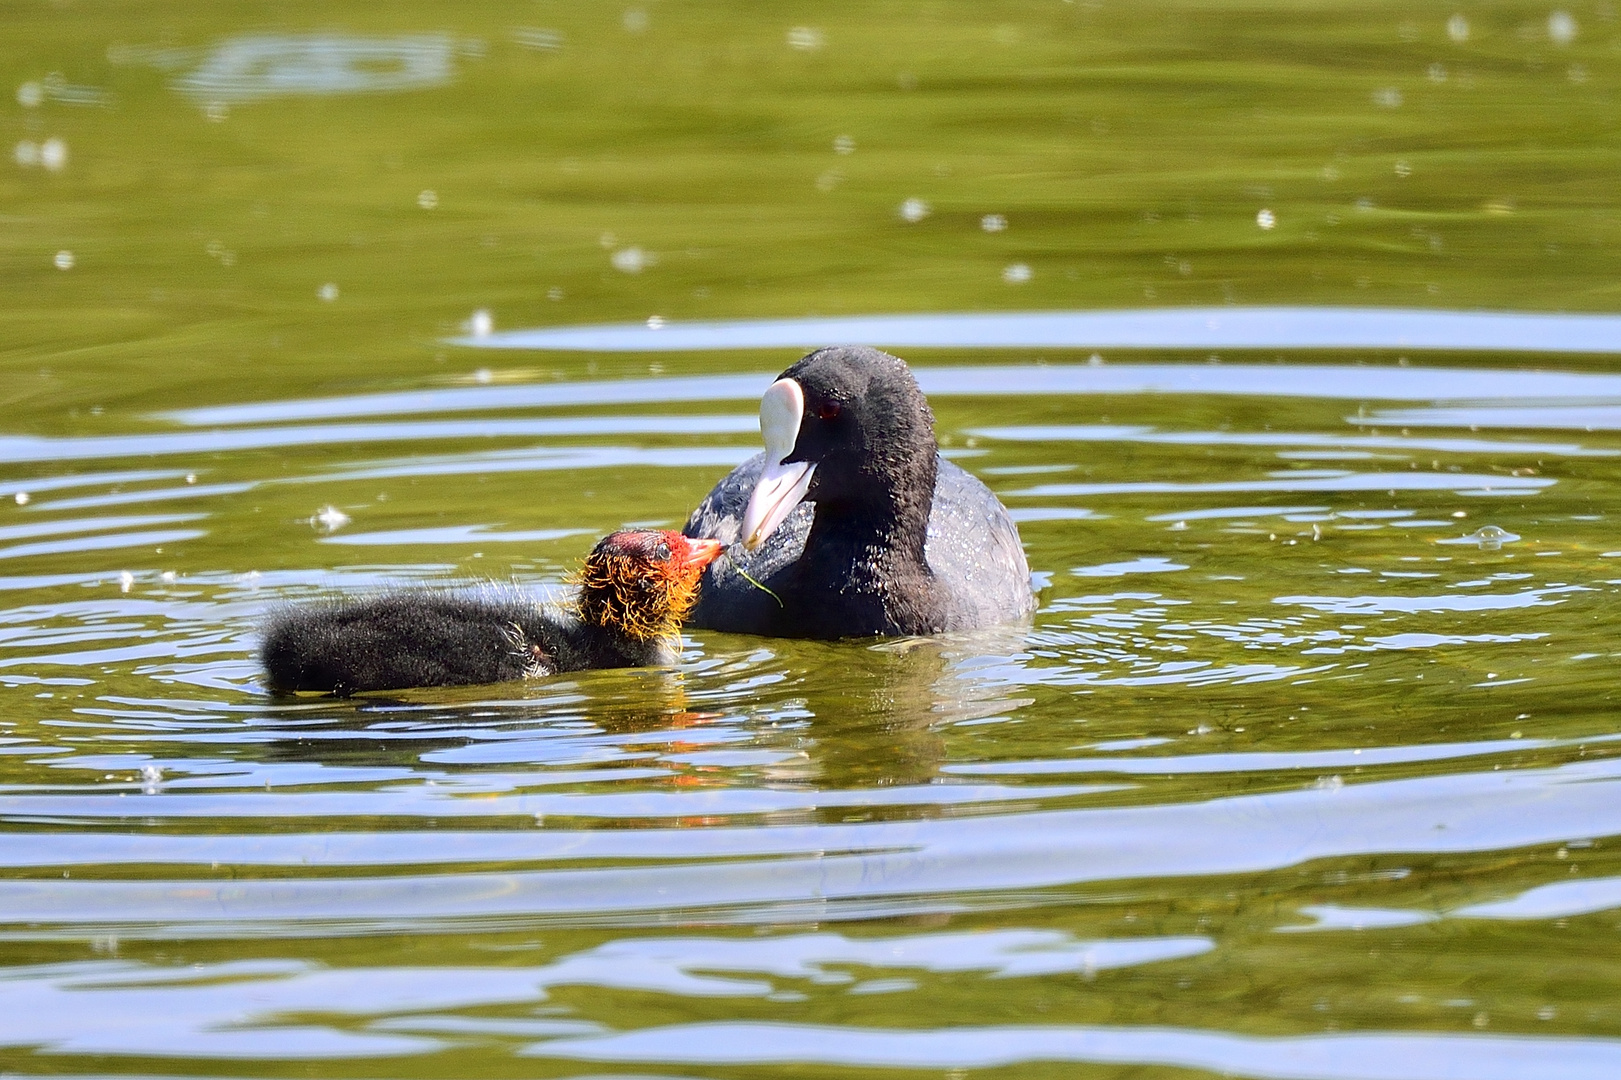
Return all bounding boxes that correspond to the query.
[6,2,1621,1077]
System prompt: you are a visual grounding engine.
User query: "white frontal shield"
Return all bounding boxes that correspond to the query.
[742,378,816,549]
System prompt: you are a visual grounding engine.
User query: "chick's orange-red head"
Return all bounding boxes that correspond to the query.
[576,529,723,640]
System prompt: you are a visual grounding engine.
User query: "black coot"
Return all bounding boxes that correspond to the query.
[683,346,1035,638]
[261,529,722,694]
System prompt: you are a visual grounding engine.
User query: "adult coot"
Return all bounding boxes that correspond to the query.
[683,346,1035,638]
[261,529,722,694]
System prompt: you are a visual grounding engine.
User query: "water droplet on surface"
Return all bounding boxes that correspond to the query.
[898,198,931,223]
[981,213,1007,232]
[1438,524,1519,550]
[417,188,438,209]
[1447,13,1470,42]
[39,137,66,171]
[53,250,74,270]
[318,282,338,301]
[468,308,493,337]
[1256,208,1276,229]
[833,134,855,155]
[1002,263,1032,284]
[786,26,824,51]
[311,505,351,532]
[1549,10,1577,43]
[611,246,651,273]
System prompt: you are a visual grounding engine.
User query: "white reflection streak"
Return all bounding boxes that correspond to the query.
[452,307,1621,354]
[0,931,1206,1059]
[173,35,456,103]
[3,759,1621,922]
[160,363,1621,429]
[528,1020,1621,1078]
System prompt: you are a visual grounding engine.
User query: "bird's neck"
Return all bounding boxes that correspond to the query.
[793,463,947,635]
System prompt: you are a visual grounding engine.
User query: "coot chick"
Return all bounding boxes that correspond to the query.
[261,529,722,694]
[683,346,1035,638]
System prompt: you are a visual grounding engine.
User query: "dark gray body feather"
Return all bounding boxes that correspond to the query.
[684,452,1035,637]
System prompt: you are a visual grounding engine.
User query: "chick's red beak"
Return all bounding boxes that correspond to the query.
[677,536,724,570]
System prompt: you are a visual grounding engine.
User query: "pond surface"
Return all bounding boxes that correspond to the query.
[5,2,1621,1078]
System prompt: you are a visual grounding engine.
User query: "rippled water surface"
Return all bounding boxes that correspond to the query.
[7,3,1621,1078]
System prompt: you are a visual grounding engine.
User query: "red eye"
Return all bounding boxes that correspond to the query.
[816,400,842,421]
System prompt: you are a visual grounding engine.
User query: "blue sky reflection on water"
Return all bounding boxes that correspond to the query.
[453,307,1621,354]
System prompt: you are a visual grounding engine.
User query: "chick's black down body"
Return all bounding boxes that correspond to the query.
[260,529,718,695]
[684,346,1035,638]
[260,590,675,695]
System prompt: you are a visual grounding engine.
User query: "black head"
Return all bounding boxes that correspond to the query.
[741,346,939,549]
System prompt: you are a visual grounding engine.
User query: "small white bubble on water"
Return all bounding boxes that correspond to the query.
[1088,353,1104,365]
[54,250,73,270]
[981,213,1007,232]
[13,491,28,505]
[646,315,665,329]
[1439,524,1519,550]
[468,308,493,337]
[311,505,351,532]
[1448,14,1470,42]
[1002,262,1031,283]
[1313,775,1345,791]
[786,26,824,51]
[318,282,338,301]
[547,286,564,301]
[611,246,650,273]
[898,198,930,223]
[140,764,163,794]
[1372,87,1403,108]
[118,571,134,592]
[13,140,38,166]
[623,7,649,33]
[1395,160,1411,177]
[1256,208,1276,229]
[417,189,438,209]
[473,368,493,385]
[1428,63,1448,82]
[16,81,42,107]
[40,137,66,171]
[1550,10,1577,43]
[833,134,855,154]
